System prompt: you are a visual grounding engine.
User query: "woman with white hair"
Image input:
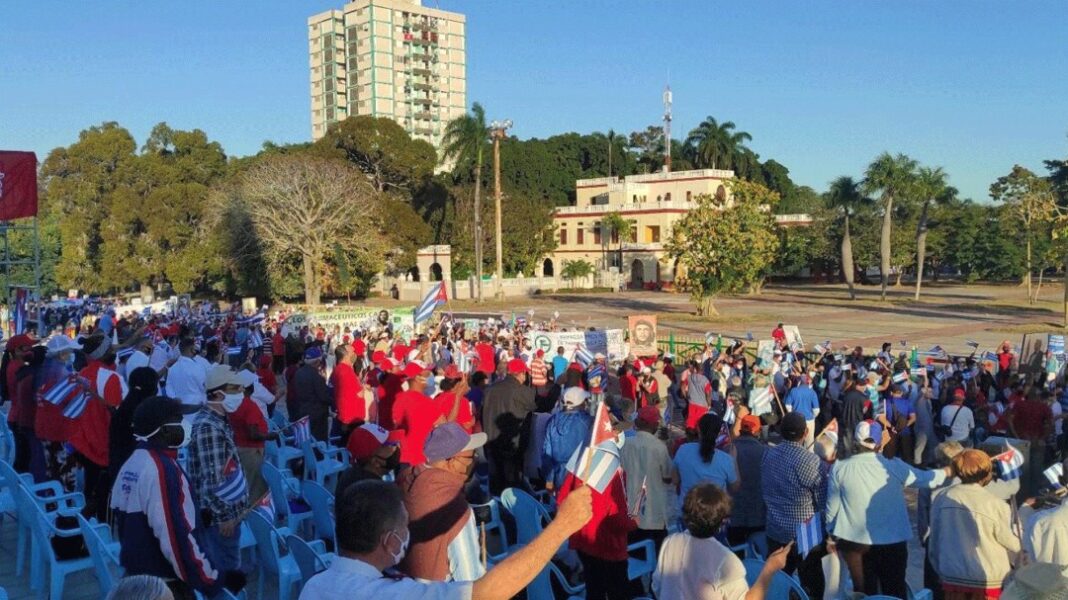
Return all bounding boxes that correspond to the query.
[107,575,174,600]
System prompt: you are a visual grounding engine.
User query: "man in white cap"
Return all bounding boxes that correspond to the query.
[397,422,488,582]
[542,387,593,490]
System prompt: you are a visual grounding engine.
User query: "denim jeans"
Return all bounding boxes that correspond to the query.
[198,521,242,596]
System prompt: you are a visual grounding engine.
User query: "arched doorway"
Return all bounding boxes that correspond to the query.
[542,258,554,277]
[715,185,727,202]
[408,266,420,282]
[630,259,645,289]
[429,263,443,281]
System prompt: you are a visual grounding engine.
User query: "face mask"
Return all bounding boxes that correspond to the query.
[387,528,410,566]
[172,420,193,448]
[221,393,244,413]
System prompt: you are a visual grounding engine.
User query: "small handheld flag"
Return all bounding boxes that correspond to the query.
[215,457,248,503]
[253,492,276,524]
[574,344,594,367]
[966,340,980,349]
[226,345,242,357]
[414,282,448,325]
[116,347,136,361]
[797,514,824,558]
[748,386,774,416]
[290,416,312,447]
[817,419,839,447]
[715,421,732,450]
[60,390,89,420]
[629,476,648,518]
[248,330,264,349]
[1044,462,1064,486]
[993,445,1025,481]
[12,288,27,334]
[892,371,908,384]
[564,399,621,493]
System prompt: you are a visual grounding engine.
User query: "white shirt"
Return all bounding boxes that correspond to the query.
[125,350,151,380]
[1025,501,1068,572]
[249,380,274,420]
[165,356,207,406]
[653,533,749,600]
[299,556,472,600]
[149,343,173,372]
[940,404,975,442]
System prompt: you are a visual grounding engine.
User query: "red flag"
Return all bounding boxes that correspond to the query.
[590,399,615,447]
[0,152,38,220]
[434,281,448,303]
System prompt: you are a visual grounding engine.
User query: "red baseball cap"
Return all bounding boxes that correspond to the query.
[740,415,762,435]
[403,362,428,379]
[379,358,395,372]
[507,358,528,374]
[371,350,386,365]
[347,423,391,462]
[953,387,966,400]
[442,364,463,380]
[535,349,545,357]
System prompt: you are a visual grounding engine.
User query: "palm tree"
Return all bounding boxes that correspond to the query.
[602,212,631,275]
[561,259,595,288]
[913,167,956,300]
[862,153,918,300]
[827,176,869,300]
[684,117,752,170]
[441,102,488,300]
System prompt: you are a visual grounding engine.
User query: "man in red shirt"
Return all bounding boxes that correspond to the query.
[332,344,365,430]
[619,364,638,406]
[1009,388,1054,495]
[377,359,404,430]
[351,331,367,363]
[474,334,496,377]
[231,370,276,501]
[772,322,787,346]
[72,334,128,520]
[391,363,445,466]
[433,365,474,432]
[270,327,285,374]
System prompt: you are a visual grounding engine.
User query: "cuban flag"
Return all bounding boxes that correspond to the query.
[61,389,89,419]
[290,416,312,447]
[226,345,242,357]
[966,340,980,349]
[564,399,620,493]
[818,419,839,447]
[116,347,136,361]
[42,374,84,406]
[253,492,276,524]
[574,344,594,367]
[723,395,736,425]
[892,371,908,384]
[629,475,648,517]
[414,282,448,325]
[797,514,824,558]
[983,351,998,363]
[215,457,248,503]
[248,330,264,349]
[1044,462,1064,486]
[715,421,732,450]
[993,445,1025,481]
[12,288,27,334]
[455,350,473,374]
[748,385,774,416]
[238,312,266,327]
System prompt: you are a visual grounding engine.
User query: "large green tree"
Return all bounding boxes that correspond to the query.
[666,180,780,315]
[313,115,436,193]
[684,117,752,171]
[863,152,918,300]
[990,165,1057,303]
[826,176,870,299]
[913,166,956,300]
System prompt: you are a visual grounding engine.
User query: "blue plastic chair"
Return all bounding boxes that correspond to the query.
[525,561,585,600]
[3,461,84,579]
[743,558,810,600]
[301,480,336,550]
[18,484,96,600]
[246,508,302,600]
[470,498,510,565]
[285,534,334,591]
[627,538,656,582]
[262,461,313,536]
[909,584,934,600]
[0,418,15,465]
[299,441,347,494]
[76,514,124,597]
[265,438,302,472]
[500,488,554,551]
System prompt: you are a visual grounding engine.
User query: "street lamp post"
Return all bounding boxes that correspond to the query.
[489,119,512,300]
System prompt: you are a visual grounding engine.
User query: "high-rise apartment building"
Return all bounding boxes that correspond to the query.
[308,0,466,149]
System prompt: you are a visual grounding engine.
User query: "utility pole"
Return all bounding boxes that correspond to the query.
[490,119,512,300]
[663,85,672,172]
[473,145,483,303]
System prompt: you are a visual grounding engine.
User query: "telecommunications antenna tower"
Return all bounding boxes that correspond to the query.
[663,85,672,172]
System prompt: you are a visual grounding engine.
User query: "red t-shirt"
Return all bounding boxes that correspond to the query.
[1012,400,1052,441]
[257,367,277,394]
[352,339,366,359]
[475,343,496,375]
[391,344,409,363]
[271,333,285,356]
[392,390,442,466]
[5,359,23,424]
[998,351,1014,371]
[332,362,365,425]
[558,470,636,561]
[433,390,473,431]
[230,396,268,449]
[378,373,404,430]
[620,373,638,402]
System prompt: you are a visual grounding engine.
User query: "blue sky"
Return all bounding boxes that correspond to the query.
[2,1,1066,201]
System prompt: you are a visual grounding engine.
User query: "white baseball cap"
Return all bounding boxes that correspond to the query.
[45,335,82,356]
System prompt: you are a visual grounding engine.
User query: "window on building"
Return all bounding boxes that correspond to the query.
[632,194,637,204]
[593,223,602,245]
[577,223,584,245]
[629,221,638,243]
[611,228,619,244]
[656,195,662,202]
[716,185,727,201]
[686,191,692,201]
[560,227,568,245]
[646,225,661,243]
[665,193,671,202]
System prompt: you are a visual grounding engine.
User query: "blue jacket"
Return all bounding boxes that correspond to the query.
[785,385,820,420]
[110,444,221,595]
[542,410,592,488]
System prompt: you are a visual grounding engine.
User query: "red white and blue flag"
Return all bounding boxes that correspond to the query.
[414,282,448,324]
[290,415,312,447]
[565,399,620,493]
[215,457,248,503]
[253,492,276,524]
[12,287,27,334]
[41,374,90,419]
[797,513,824,558]
[994,445,1025,481]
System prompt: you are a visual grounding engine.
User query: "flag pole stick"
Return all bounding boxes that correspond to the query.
[480,522,488,569]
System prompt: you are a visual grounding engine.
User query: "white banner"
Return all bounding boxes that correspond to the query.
[524,329,626,362]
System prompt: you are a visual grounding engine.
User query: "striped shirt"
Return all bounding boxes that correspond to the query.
[529,358,549,387]
[447,512,486,582]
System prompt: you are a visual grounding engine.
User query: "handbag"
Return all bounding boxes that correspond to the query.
[936,405,963,440]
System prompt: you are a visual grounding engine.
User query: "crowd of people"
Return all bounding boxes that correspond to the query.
[2,302,1068,600]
